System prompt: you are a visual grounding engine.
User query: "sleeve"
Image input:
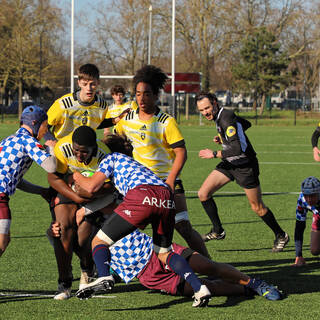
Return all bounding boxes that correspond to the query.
[294,220,306,257]
[47,100,64,126]
[165,118,185,148]
[311,125,320,148]
[97,154,114,178]
[53,143,69,174]
[114,119,125,136]
[220,112,243,158]
[23,137,51,166]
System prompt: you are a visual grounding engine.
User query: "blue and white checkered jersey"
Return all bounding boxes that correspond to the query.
[97,152,167,196]
[109,229,153,283]
[296,192,320,221]
[0,127,51,196]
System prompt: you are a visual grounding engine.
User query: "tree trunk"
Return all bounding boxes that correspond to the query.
[18,78,23,119]
[259,94,266,115]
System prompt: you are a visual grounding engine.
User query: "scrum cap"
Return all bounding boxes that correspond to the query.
[20,105,48,136]
[301,176,320,195]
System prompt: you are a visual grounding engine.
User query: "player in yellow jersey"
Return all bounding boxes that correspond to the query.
[104,85,138,137]
[115,65,209,258]
[45,64,129,145]
[48,126,117,300]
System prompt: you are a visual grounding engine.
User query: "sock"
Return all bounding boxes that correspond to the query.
[166,252,202,292]
[201,198,224,233]
[245,278,262,290]
[92,244,111,277]
[260,208,285,237]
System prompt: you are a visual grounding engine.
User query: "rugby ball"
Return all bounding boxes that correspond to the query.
[80,170,94,177]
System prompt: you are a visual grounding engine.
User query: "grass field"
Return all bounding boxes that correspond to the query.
[0,121,319,319]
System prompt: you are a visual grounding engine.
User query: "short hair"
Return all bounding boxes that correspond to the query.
[72,126,97,146]
[195,91,218,106]
[104,134,133,157]
[111,85,125,96]
[133,65,168,95]
[78,64,100,81]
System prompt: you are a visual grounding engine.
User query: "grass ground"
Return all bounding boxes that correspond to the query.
[0,120,319,319]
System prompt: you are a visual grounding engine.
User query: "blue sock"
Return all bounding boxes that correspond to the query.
[166,252,202,292]
[92,244,111,277]
[246,278,262,289]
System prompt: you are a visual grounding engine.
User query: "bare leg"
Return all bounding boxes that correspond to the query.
[310,230,320,255]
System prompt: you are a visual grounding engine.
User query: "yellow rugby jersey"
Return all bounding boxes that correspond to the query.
[47,92,108,140]
[105,100,138,119]
[54,133,110,174]
[115,108,185,179]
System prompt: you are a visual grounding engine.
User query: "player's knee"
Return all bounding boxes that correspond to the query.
[310,247,320,256]
[198,189,209,202]
[0,237,10,256]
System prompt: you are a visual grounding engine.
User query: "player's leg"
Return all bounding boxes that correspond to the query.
[310,230,320,255]
[185,251,282,300]
[173,185,210,258]
[0,195,11,257]
[198,169,230,241]
[52,202,77,299]
[244,186,289,252]
[76,212,136,299]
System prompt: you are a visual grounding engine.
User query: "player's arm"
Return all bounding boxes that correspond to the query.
[166,145,187,191]
[293,197,307,266]
[311,126,320,161]
[17,179,52,203]
[73,171,107,194]
[97,108,131,129]
[48,172,88,204]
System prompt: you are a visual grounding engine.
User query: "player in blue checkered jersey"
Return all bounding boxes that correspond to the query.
[0,106,56,257]
[73,147,211,307]
[293,176,320,266]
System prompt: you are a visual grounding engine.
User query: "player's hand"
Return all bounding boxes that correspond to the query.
[292,256,306,267]
[114,108,131,124]
[213,136,222,144]
[164,178,175,193]
[313,147,320,162]
[76,207,85,226]
[199,149,214,159]
[47,221,61,238]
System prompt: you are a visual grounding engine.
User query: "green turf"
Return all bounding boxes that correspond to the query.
[0,122,319,319]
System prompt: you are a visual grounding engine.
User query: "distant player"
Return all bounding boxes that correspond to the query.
[196,92,289,252]
[292,176,320,266]
[115,65,209,258]
[48,125,117,300]
[73,141,212,307]
[311,123,320,161]
[103,85,137,136]
[45,64,129,145]
[0,106,56,257]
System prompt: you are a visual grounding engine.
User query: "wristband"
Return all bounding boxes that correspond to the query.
[212,151,217,158]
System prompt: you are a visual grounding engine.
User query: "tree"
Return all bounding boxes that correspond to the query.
[232,27,291,113]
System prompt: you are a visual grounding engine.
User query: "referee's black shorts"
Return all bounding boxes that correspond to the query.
[215,158,260,189]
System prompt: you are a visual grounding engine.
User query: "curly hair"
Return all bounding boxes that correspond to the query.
[133,65,168,95]
[103,134,133,157]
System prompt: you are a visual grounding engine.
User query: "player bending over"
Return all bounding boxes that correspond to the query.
[73,139,212,307]
[0,106,56,256]
[293,176,320,266]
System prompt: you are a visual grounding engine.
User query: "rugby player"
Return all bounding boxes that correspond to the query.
[103,84,137,136]
[293,176,320,266]
[73,140,212,308]
[48,125,117,300]
[115,65,209,258]
[311,123,320,161]
[0,106,56,257]
[196,92,289,252]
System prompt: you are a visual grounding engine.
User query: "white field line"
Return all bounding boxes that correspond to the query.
[0,292,116,299]
[185,190,299,195]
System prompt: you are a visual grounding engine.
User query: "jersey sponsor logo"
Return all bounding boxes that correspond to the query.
[61,96,73,109]
[123,209,132,217]
[183,272,191,280]
[142,196,175,209]
[61,143,73,158]
[82,111,89,125]
[158,113,169,123]
[226,126,236,137]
